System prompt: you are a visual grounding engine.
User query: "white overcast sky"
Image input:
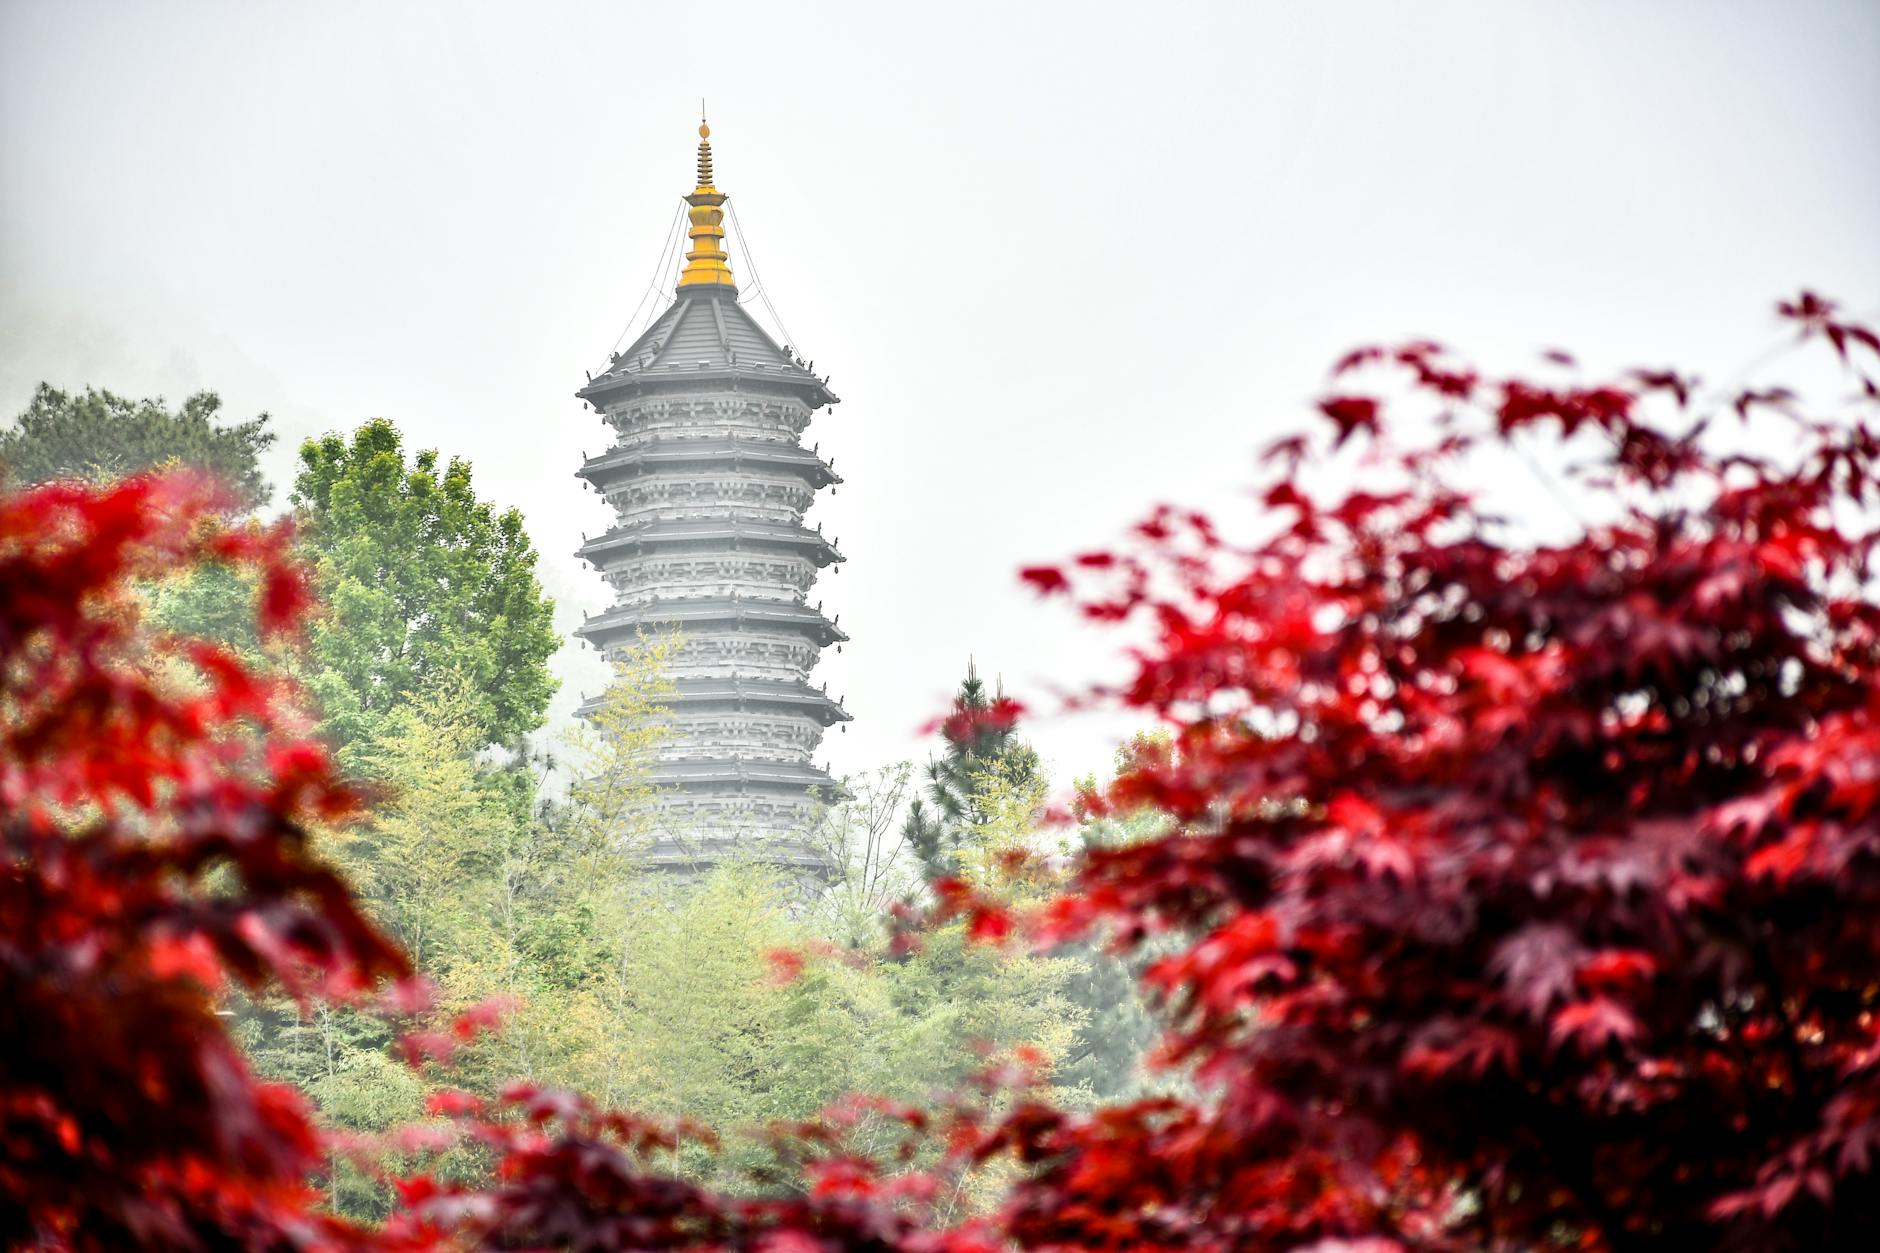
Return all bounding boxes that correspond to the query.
[4,0,1878,784]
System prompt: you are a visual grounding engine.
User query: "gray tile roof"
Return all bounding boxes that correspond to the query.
[577,290,838,408]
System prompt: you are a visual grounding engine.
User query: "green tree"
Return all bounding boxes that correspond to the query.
[450,642,679,1098]
[342,680,511,971]
[243,645,678,1220]
[558,635,681,863]
[808,761,921,949]
[146,563,267,654]
[290,419,559,752]
[1051,738,1176,1100]
[0,382,275,508]
[887,762,1089,1095]
[232,997,428,1220]
[0,383,279,651]
[897,681,1158,1102]
[901,661,1042,881]
[240,678,519,1219]
[234,638,1104,1216]
[596,855,1088,1193]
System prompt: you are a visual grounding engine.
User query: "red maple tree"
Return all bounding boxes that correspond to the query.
[0,474,410,1250]
[1000,292,1880,1250]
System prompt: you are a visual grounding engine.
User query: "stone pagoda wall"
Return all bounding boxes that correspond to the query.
[581,377,843,864]
[605,391,812,445]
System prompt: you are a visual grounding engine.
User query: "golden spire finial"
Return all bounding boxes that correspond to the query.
[678,106,735,292]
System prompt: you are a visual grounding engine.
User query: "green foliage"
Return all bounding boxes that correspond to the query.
[226,615,1129,1218]
[822,753,1101,1106]
[0,383,278,656]
[244,646,685,1218]
[902,662,1042,881]
[901,700,1161,1103]
[558,635,681,861]
[0,382,274,508]
[808,762,921,949]
[442,646,679,1098]
[603,870,814,1139]
[233,999,429,1219]
[1052,946,1154,1099]
[898,762,1089,1086]
[240,677,535,1219]
[146,562,265,654]
[291,419,559,752]
[597,856,1089,1189]
[820,737,1164,1116]
[341,680,513,971]
[1050,735,1177,1099]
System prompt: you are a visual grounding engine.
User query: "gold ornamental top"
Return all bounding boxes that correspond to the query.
[677,117,736,292]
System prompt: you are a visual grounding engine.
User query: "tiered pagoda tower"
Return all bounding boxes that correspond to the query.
[574,121,848,872]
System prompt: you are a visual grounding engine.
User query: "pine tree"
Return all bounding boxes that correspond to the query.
[0,383,276,508]
[902,661,1041,881]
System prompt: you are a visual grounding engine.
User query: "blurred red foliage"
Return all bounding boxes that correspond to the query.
[0,474,409,1250]
[1009,292,1880,1250]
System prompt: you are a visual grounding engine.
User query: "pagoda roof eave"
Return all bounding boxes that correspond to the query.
[576,519,844,568]
[577,439,842,489]
[577,677,851,726]
[647,758,843,790]
[640,838,840,876]
[577,368,839,410]
[576,598,848,646]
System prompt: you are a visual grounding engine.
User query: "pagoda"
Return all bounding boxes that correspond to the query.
[574,120,848,872]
